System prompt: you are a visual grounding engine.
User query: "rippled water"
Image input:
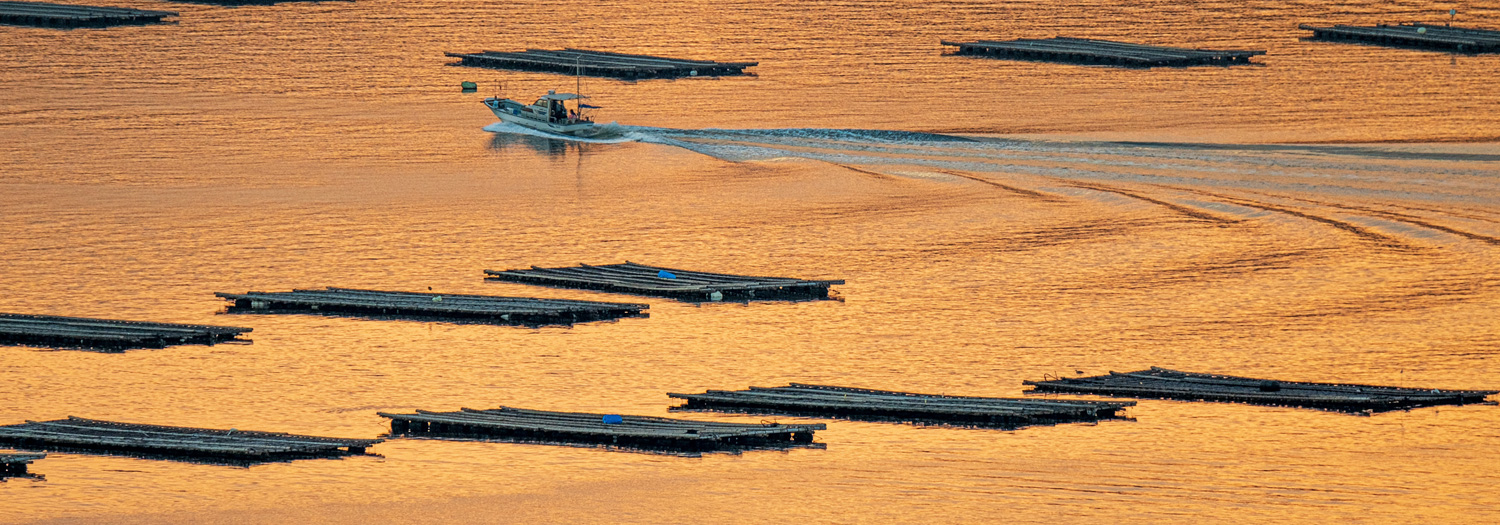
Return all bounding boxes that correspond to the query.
[2,0,1499,523]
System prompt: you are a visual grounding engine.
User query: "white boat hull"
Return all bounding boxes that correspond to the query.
[486,98,602,137]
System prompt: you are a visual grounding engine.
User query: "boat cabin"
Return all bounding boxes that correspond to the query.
[529,91,591,124]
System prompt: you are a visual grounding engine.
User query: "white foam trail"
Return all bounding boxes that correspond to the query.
[482,121,642,144]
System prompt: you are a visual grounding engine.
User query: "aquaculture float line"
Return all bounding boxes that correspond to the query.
[1300,23,1500,53]
[380,406,825,452]
[942,37,1264,67]
[0,452,45,476]
[0,312,250,351]
[0,1,176,28]
[484,261,844,302]
[669,383,1133,428]
[446,48,757,79]
[216,287,648,325]
[1024,367,1499,412]
[0,417,382,462]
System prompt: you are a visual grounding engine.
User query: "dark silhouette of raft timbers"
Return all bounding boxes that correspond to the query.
[942,37,1265,67]
[668,383,1133,428]
[0,313,251,351]
[0,417,382,463]
[380,407,825,452]
[1,453,45,476]
[483,262,845,302]
[215,287,648,325]
[0,1,177,28]
[1024,367,1499,412]
[445,48,758,79]
[1299,23,1500,53]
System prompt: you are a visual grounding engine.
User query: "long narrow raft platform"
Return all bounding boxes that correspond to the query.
[669,383,1133,428]
[1300,23,1500,53]
[445,48,758,79]
[484,262,845,302]
[380,407,825,452]
[0,313,251,351]
[0,1,177,28]
[942,37,1265,67]
[216,287,648,325]
[1024,367,1500,412]
[0,417,382,463]
[1,453,45,476]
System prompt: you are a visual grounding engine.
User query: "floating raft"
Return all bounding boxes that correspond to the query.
[1,453,44,476]
[942,37,1265,67]
[380,406,825,452]
[0,1,176,28]
[1300,23,1500,53]
[216,287,648,325]
[1024,367,1500,412]
[0,313,251,351]
[0,417,381,463]
[445,48,758,79]
[484,262,844,302]
[669,383,1133,428]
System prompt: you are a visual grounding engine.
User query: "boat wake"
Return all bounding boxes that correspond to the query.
[483,121,640,144]
[624,126,1500,206]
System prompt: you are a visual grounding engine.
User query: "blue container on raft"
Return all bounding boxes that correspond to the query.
[657,271,676,279]
[602,415,623,424]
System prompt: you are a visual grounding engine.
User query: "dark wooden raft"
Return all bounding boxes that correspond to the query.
[216,287,648,325]
[445,48,757,79]
[1024,367,1499,412]
[0,417,381,462]
[0,313,251,351]
[0,1,177,28]
[1300,23,1500,53]
[942,37,1265,67]
[669,383,1133,428]
[484,262,844,302]
[1,452,45,476]
[380,406,825,452]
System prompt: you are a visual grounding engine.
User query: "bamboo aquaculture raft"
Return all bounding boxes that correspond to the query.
[0,313,251,351]
[669,383,1133,428]
[1,452,45,476]
[0,1,177,28]
[1024,367,1499,412]
[942,37,1265,67]
[380,406,825,452]
[0,417,382,463]
[1299,23,1500,53]
[484,262,845,302]
[445,48,757,79]
[216,287,648,325]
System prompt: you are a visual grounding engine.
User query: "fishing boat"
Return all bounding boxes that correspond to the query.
[483,90,609,138]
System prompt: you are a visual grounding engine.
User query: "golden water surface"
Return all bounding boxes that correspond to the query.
[2,0,1499,523]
